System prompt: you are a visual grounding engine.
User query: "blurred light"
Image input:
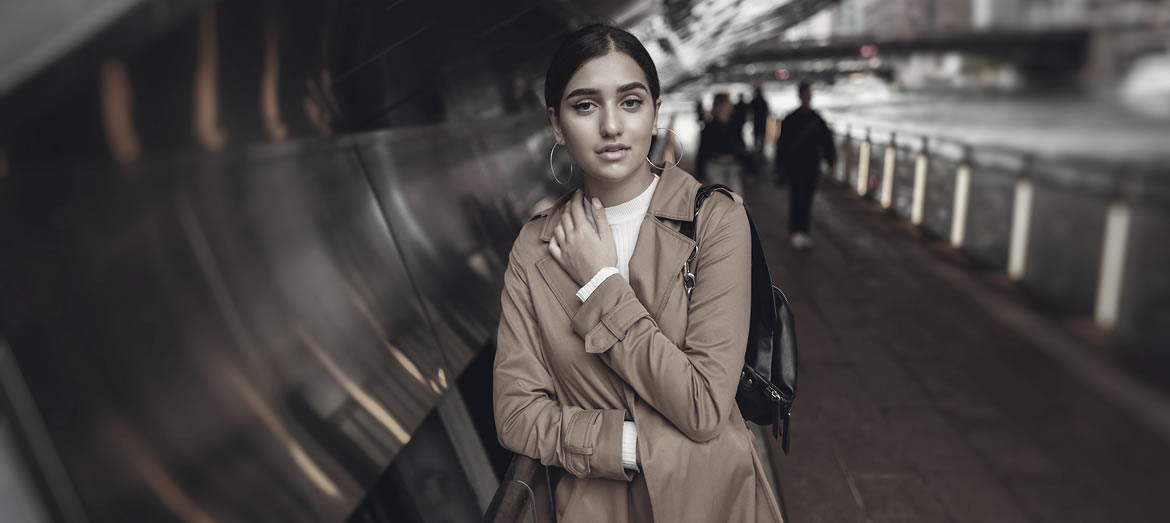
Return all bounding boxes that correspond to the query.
[103,417,217,523]
[346,287,428,386]
[298,326,411,443]
[194,6,227,151]
[776,69,789,80]
[860,44,878,57]
[868,57,882,68]
[1095,201,1131,330]
[261,19,287,142]
[99,60,141,166]
[224,367,342,499]
[1008,178,1034,280]
[745,64,758,75]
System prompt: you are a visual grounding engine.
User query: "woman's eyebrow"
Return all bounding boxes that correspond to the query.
[618,82,648,93]
[565,88,600,99]
[565,82,648,100]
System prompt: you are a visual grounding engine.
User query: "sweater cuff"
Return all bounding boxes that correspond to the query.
[621,421,639,471]
[576,267,620,303]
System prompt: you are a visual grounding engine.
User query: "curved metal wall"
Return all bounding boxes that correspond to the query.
[0,0,598,520]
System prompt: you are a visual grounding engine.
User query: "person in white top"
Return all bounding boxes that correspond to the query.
[492,23,784,523]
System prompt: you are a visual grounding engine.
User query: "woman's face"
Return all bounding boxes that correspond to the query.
[550,51,660,185]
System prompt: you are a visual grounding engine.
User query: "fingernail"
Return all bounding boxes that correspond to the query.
[592,197,601,209]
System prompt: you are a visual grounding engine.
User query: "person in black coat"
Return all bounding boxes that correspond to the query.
[774,81,836,251]
[696,93,747,194]
[733,94,749,134]
[749,86,770,155]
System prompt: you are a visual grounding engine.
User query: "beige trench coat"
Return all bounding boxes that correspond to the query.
[493,165,784,523]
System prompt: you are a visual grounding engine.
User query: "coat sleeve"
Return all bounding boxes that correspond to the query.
[570,199,751,443]
[493,244,633,481]
[774,116,789,173]
[817,114,837,168]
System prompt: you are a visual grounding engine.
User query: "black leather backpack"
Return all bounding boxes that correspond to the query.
[679,184,798,453]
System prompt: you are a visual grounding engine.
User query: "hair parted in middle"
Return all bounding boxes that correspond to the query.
[543,24,661,115]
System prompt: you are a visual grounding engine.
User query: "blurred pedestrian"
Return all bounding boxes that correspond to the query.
[749,85,769,156]
[696,93,747,193]
[733,93,749,133]
[775,81,835,251]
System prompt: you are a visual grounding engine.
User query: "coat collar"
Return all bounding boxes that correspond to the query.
[535,165,699,242]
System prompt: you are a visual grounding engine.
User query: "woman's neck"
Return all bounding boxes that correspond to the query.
[581,164,656,208]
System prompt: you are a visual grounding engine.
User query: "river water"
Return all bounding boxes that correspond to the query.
[668,78,1170,167]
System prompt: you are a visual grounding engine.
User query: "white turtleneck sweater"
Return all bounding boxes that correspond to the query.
[573,174,659,472]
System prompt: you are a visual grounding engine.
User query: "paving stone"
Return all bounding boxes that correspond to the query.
[964,430,1060,478]
[771,432,869,523]
[923,472,1031,523]
[853,474,952,523]
[1001,477,1115,523]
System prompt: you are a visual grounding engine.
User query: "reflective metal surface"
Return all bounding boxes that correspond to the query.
[0,0,585,520]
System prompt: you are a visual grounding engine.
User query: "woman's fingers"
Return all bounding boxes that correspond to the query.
[569,190,591,233]
[589,197,610,242]
[548,236,562,261]
[554,224,566,245]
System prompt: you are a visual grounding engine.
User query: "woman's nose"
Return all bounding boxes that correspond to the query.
[600,107,622,137]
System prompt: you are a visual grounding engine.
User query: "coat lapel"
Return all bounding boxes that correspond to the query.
[535,253,582,320]
[627,214,695,319]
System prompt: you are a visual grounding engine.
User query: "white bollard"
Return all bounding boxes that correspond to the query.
[1007,178,1034,280]
[857,140,871,196]
[1094,201,1132,330]
[880,144,896,208]
[911,153,928,225]
[950,163,972,248]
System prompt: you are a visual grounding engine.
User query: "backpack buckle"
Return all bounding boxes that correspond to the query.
[682,245,699,298]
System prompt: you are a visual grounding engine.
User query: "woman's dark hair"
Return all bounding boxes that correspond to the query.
[544,24,661,114]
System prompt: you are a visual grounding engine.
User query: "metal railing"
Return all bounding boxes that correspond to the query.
[483,454,557,523]
[831,123,1169,353]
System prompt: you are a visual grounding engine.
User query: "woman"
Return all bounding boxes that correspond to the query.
[493,24,784,522]
[696,92,748,194]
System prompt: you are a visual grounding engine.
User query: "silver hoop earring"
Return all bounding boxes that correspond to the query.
[646,128,685,171]
[549,142,573,184]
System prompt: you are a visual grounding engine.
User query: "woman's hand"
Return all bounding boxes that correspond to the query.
[548,189,617,286]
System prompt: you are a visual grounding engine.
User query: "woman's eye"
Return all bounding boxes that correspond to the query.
[573,101,596,112]
[622,99,644,108]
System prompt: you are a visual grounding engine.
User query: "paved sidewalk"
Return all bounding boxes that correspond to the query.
[740,177,1170,523]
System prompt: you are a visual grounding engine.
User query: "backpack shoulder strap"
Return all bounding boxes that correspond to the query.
[679,184,733,241]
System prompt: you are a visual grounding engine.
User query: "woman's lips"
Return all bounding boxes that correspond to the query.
[598,148,628,161]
